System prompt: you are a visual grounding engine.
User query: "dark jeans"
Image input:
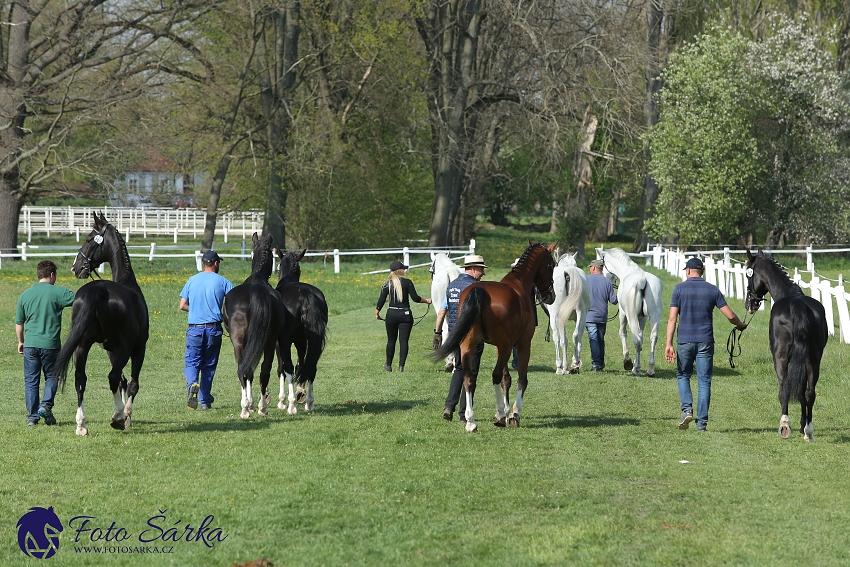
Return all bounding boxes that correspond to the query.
[677,342,714,430]
[585,322,607,369]
[23,347,59,422]
[445,343,483,416]
[184,324,224,407]
[384,309,413,366]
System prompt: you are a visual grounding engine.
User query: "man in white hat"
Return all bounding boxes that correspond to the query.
[433,254,488,423]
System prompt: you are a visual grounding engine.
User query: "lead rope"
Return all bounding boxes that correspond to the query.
[726,311,755,368]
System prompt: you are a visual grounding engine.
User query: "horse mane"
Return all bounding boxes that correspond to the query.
[755,251,795,286]
[251,238,273,278]
[601,248,638,270]
[512,242,545,273]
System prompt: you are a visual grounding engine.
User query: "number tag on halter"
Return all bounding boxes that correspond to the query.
[94,235,103,244]
[746,268,753,278]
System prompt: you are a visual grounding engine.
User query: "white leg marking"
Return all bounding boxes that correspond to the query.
[804,422,814,442]
[257,386,269,416]
[240,382,254,419]
[278,372,287,409]
[494,383,506,420]
[779,414,791,439]
[112,389,125,423]
[305,381,315,412]
[76,404,88,436]
[464,390,477,432]
[287,375,298,415]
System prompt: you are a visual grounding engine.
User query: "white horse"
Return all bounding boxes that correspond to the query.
[549,253,591,375]
[430,252,461,371]
[596,247,663,377]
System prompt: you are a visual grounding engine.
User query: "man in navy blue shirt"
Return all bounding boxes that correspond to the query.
[665,257,747,431]
[434,255,488,423]
[585,258,618,371]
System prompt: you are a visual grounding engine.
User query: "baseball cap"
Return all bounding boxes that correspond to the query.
[684,257,704,270]
[202,250,222,264]
[389,260,408,271]
[589,259,604,269]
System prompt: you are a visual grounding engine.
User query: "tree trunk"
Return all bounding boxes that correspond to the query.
[567,108,597,259]
[634,0,664,252]
[0,176,23,255]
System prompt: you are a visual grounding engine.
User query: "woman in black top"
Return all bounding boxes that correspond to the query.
[375,260,432,372]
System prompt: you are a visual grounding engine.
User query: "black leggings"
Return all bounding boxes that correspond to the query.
[384,309,413,366]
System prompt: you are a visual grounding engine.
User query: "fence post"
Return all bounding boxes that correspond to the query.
[125,227,130,243]
[149,242,156,262]
[241,240,246,261]
[807,246,813,271]
[173,227,178,244]
[21,242,26,261]
[469,239,476,254]
[334,249,340,274]
[224,227,228,244]
[403,246,410,268]
[195,250,202,272]
[836,275,850,344]
[76,226,80,242]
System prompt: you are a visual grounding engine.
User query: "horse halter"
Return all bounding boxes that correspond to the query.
[76,223,110,278]
[744,266,764,312]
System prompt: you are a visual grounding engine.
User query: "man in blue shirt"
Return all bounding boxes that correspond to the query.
[180,250,234,410]
[585,258,618,371]
[433,255,488,423]
[665,257,747,431]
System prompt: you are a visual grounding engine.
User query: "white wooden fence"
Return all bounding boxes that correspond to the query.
[3,240,476,275]
[650,245,850,345]
[18,206,263,243]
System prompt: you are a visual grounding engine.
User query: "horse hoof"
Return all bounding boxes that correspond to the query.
[493,416,506,427]
[240,410,251,419]
[568,367,580,375]
[624,360,633,371]
[110,419,124,431]
[124,416,132,430]
[555,368,564,375]
[305,404,314,412]
[465,421,478,433]
[646,371,655,378]
[278,401,287,410]
[508,413,520,427]
[778,424,791,439]
[287,405,298,415]
[296,391,306,404]
[76,427,88,437]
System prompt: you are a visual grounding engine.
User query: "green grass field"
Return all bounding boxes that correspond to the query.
[2,230,850,566]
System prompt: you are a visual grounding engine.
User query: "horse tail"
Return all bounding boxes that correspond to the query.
[432,286,485,362]
[786,299,814,399]
[556,270,581,327]
[56,288,104,390]
[237,286,274,378]
[626,274,647,342]
[301,287,329,355]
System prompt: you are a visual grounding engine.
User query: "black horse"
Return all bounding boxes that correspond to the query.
[222,233,286,419]
[273,249,329,414]
[56,213,149,435]
[745,250,828,441]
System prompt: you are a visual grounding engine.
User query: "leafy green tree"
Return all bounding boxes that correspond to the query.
[646,21,850,246]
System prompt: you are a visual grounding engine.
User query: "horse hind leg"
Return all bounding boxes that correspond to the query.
[108,353,131,430]
[619,315,633,371]
[240,379,254,419]
[493,362,510,427]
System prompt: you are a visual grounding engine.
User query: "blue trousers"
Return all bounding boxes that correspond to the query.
[585,322,607,369]
[23,347,59,422]
[676,342,714,430]
[184,325,223,407]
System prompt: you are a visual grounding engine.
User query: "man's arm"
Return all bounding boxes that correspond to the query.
[15,323,24,354]
[665,306,679,363]
[179,297,189,312]
[719,305,747,331]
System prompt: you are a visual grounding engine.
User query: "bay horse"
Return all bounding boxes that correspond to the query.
[56,212,149,436]
[549,252,591,375]
[434,241,557,432]
[273,248,329,414]
[430,252,461,372]
[745,250,828,441]
[222,233,286,419]
[596,247,663,376]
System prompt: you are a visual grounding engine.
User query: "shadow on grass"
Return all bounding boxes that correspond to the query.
[529,413,640,429]
[315,398,430,416]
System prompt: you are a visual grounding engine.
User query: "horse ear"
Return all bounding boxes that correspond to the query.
[547,241,558,253]
[252,232,259,244]
[572,251,578,258]
[746,249,754,262]
[528,238,534,246]
[298,249,307,261]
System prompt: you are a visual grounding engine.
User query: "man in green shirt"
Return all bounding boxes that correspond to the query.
[15,260,76,427]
